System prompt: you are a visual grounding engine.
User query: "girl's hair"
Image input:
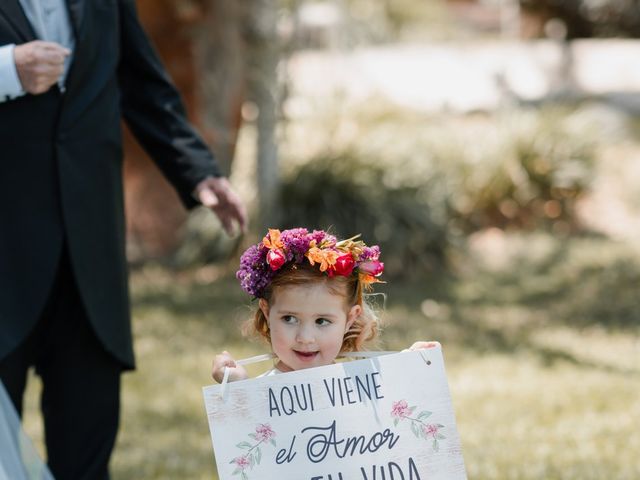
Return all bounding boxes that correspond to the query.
[243,263,380,352]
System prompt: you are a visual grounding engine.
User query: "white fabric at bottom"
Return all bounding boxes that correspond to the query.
[0,381,54,480]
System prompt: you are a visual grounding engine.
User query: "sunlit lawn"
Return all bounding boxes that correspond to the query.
[22,233,640,479]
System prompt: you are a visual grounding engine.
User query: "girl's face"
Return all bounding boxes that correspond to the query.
[260,282,361,372]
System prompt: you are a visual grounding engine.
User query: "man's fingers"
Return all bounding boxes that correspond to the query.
[14,41,72,94]
[33,41,71,59]
[225,191,248,233]
[199,185,240,234]
[194,177,248,234]
[209,203,235,235]
[43,53,68,66]
[17,41,69,62]
[34,62,64,77]
[41,43,71,55]
[37,49,70,66]
[219,212,234,236]
[216,202,247,235]
[198,187,219,208]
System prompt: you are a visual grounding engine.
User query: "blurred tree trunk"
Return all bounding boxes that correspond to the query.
[124,0,248,262]
[242,0,281,230]
[199,0,282,230]
[196,0,246,176]
[124,0,281,261]
[124,0,203,261]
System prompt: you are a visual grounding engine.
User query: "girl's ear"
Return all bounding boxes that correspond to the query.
[346,304,362,331]
[259,298,270,318]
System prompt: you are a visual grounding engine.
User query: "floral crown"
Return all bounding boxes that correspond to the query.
[236,228,384,298]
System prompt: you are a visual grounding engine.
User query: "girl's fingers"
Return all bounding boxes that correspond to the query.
[407,340,441,351]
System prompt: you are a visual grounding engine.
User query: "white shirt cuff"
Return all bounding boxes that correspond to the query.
[0,45,25,102]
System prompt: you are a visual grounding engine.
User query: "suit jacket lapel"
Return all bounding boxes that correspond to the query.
[0,0,36,42]
[62,0,87,96]
[65,0,85,40]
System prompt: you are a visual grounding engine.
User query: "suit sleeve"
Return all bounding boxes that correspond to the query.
[116,0,221,209]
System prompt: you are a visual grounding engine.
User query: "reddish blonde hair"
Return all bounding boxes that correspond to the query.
[243,263,379,352]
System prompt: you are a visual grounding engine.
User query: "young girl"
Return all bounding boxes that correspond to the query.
[211,227,435,382]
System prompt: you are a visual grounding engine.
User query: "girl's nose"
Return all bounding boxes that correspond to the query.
[296,325,314,344]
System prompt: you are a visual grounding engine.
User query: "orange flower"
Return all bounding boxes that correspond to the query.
[306,247,340,272]
[262,228,284,251]
[359,272,385,290]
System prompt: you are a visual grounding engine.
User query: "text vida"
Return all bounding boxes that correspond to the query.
[310,457,422,480]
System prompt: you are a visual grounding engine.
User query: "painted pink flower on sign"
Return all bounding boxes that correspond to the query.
[229,423,277,479]
[233,455,250,470]
[255,423,276,442]
[391,400,411,418]
[390,399,446,452]
[423,424,441,438]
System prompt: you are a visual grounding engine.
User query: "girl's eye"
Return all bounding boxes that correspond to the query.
[316,317,331,326]
[282,315,297,324]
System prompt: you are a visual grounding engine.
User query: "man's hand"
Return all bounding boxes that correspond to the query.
[194,177,248,235]
[14,41,70,95]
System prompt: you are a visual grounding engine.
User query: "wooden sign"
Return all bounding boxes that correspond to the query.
[203,348,466,480]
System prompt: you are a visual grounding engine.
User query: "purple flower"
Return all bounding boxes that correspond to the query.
[237,244,273,297]
[360,245,381,262]
[280,228,312,261]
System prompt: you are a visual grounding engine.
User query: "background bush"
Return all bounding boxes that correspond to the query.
[278,106,598,276]
[279,149,450,276]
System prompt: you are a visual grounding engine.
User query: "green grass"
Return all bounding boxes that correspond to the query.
[21,233,640,479]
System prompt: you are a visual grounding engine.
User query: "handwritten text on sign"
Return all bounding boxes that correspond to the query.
[203,348,466,480]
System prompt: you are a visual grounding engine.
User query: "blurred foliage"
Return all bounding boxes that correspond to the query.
[459,232,640,330]
[279,106,598,277]
[277,0,453,45]
[444,108,595,233]
[521,0,640,38]
[381,0,448,32]
[278,150,450,276]
[278,0,640,41]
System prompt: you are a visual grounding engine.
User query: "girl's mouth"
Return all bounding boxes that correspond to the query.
[293,350,319,361]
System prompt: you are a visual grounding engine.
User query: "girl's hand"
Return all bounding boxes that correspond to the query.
[211,351,249,383]
[404,341,441,351]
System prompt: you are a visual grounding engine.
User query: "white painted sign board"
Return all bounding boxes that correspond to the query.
[203,348,466,480]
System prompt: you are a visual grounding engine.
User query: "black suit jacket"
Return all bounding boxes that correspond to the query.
[0,0,220,368]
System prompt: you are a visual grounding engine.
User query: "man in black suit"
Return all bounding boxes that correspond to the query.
[0,1,247,478]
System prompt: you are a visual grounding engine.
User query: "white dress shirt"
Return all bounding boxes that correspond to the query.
[0,45,22,101]
[0,0,74,101]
